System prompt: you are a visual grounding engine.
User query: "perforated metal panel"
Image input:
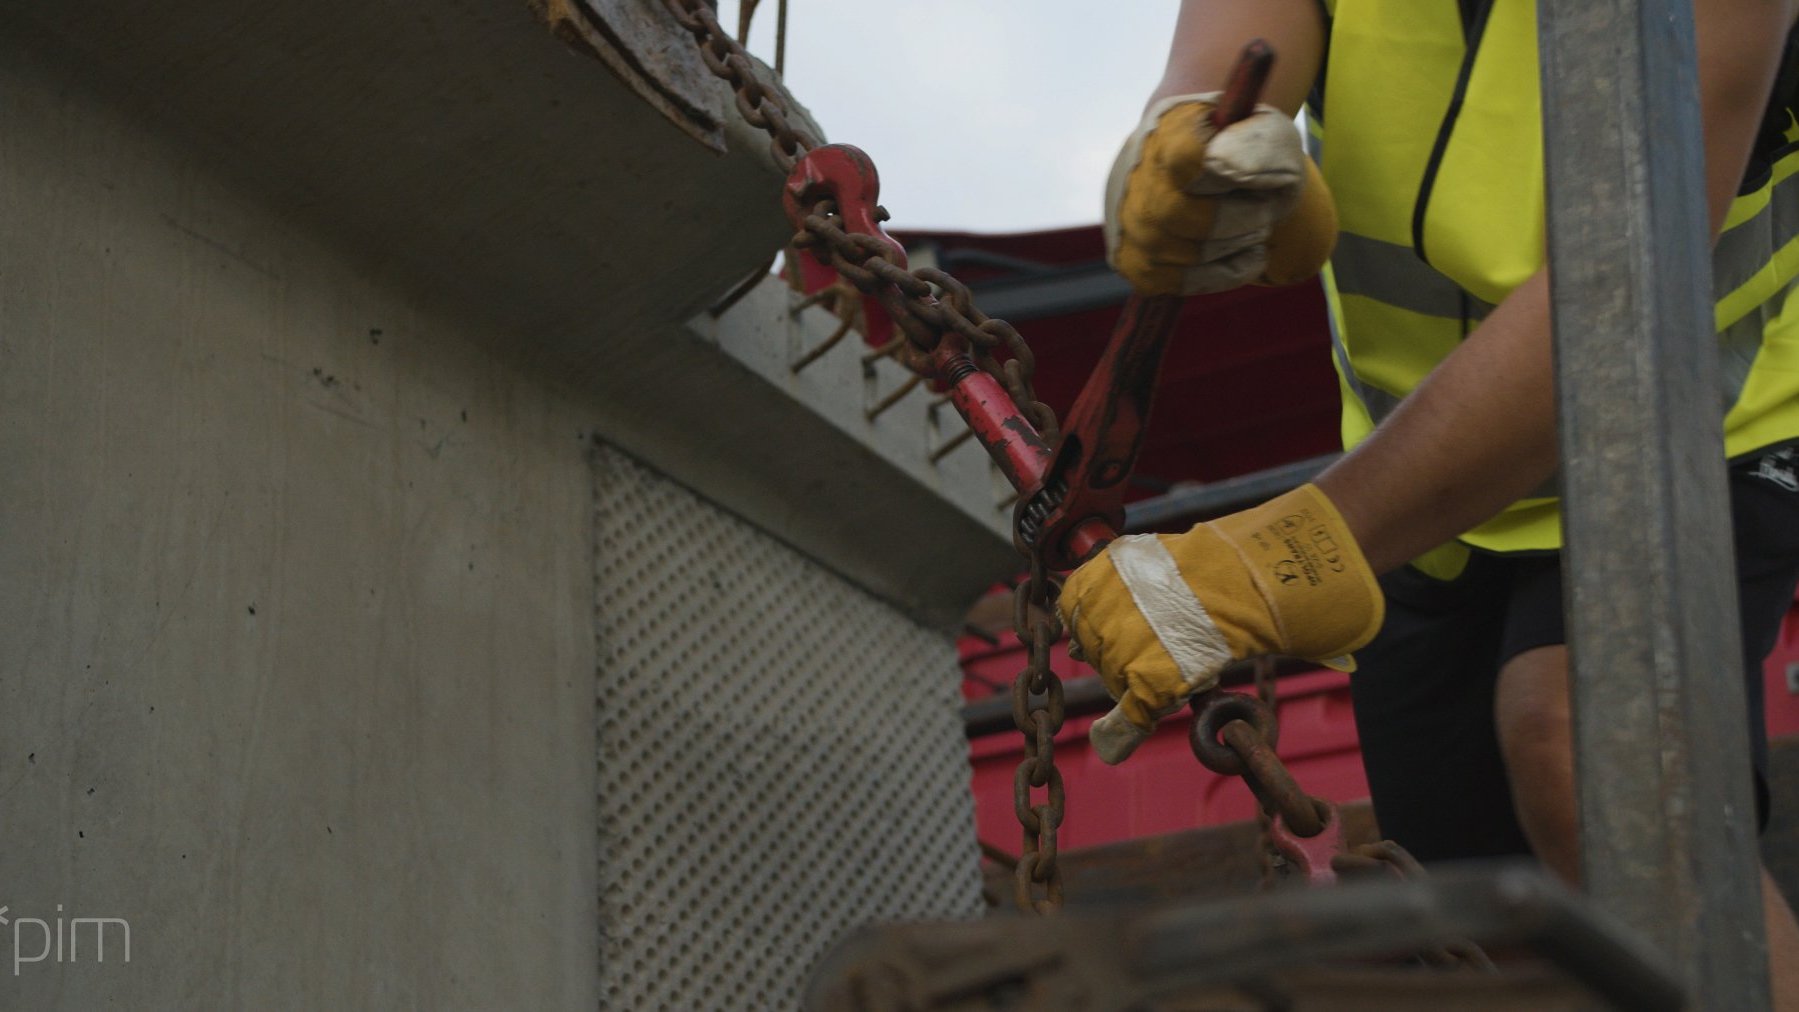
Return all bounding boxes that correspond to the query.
[593,445,983,1010]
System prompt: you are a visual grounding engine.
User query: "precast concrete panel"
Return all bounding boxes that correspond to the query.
[0,31,598,1009]
[594,445,983,1009]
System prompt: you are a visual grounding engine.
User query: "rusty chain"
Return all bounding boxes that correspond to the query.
[1252,655,1284,885]
[660,0,1060,445]
[1009,559,1066,912]
[1197,684,1494,971]
[662,0,816,172]
[663,0,1067,912]
[664,0,1439,922]
[1334,841,1498,971]
[666,0,1340,915]
[1190,682,1331,888]
[788,206,1062,443]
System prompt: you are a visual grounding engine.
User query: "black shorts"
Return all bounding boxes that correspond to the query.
[1350,447,1799,863]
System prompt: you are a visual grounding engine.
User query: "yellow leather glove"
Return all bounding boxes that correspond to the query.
[1058,484,1383,763]
[1104,94,1337,295]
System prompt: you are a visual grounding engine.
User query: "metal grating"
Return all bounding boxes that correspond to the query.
[593,445,983,1010]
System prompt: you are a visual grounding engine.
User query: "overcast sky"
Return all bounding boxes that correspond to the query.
[721,2,1182,234]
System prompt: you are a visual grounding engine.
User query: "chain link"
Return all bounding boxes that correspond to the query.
[792,208,1060,443]
[667,0,1344,915]
[662,0,1067,911]
[1009,558,1066,912]
[1334,840,1498,971]
[660,0,1059,445]
[1251,656,1282,886]
[1190,678,1338,887]
[662,0,816,172]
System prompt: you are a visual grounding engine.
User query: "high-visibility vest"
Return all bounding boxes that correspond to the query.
[1315,0,1799,553]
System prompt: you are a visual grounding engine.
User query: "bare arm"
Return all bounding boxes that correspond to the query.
[1149,0,1325,115]
[1314,0,1798,573]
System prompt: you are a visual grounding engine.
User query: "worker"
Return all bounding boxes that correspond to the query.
[1059,0,1799,1000]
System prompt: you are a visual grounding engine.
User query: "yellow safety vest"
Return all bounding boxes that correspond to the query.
[1315,0,1799,553]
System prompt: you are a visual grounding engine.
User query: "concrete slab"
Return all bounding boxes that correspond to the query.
[2,0,1014,626]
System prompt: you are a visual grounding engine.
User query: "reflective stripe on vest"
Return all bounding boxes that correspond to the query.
[1318,0,1799,552]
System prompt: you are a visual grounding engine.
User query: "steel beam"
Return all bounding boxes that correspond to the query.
[1538,0,1767,1005]
[967,261,1132,321]
[1122,452,1339,530]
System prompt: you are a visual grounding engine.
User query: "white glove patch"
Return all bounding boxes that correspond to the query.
[1105,534,1232,693]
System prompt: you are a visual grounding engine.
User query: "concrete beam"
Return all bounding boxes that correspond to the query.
[4,0,1013,626]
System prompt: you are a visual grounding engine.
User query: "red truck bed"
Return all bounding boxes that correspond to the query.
[966,597,1799,850]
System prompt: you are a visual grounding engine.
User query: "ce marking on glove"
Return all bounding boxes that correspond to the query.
[1312,527,1347,573]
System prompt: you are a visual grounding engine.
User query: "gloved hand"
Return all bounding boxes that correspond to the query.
[1104,93,1337,296]
[1058,484,1383,763]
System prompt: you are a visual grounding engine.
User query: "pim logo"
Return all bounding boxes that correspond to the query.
[0,905,130,975]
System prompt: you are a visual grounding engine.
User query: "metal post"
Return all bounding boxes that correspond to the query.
[1538,1,1768,1005]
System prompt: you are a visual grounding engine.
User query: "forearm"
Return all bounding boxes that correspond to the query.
[1315,271,1557,574]
[1150,0,1325,115]
[1316,0,1795,575]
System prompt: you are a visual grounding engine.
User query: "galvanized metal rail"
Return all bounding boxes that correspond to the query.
[1539,1,1768,1006]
